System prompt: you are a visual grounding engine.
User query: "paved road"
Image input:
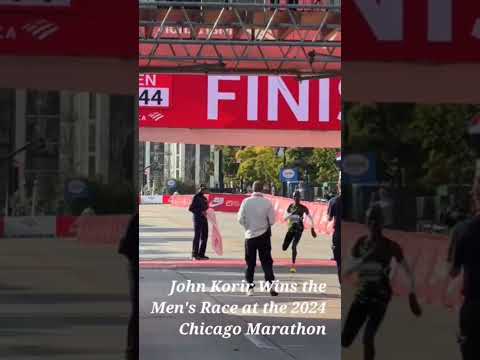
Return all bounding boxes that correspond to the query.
[0,236,130,359]
[141,267,341,360]
[140,204,464,360]
[341,286,461,360]
[140,205,334,263]
[140,204,341,360]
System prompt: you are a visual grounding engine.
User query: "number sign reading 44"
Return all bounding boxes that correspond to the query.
[139,87,170,108]
[138,74,172,109]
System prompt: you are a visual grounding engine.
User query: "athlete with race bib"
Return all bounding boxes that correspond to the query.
[282,190,317,273]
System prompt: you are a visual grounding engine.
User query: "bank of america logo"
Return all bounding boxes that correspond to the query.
[149,112,164,121]
[22,19,59,40]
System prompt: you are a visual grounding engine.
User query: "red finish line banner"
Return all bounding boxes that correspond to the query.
[139,74,341,131]
[0,0,136,58]
[343,0,480,62]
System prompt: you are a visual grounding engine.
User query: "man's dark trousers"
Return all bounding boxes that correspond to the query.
[333,231,341,283]
[192,215,208,257]
[245,230,275,284]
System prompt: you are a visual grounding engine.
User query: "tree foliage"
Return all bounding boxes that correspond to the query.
[236,147,283,188]
[344,103,480,193]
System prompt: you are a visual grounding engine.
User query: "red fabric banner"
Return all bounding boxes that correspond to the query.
[342,222,463,309]
[139,74,341,131]
[343,0,480,62]
[169,193,333,234]
[56,215,78,237]
[76,215,131,245]
[0,0,137,58]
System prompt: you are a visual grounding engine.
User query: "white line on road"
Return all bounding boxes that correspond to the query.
[244,334,278,349]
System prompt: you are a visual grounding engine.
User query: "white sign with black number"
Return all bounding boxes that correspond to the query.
[139,87,170,108]
[0,0,71,6]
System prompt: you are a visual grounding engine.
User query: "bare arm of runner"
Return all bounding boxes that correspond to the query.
[450,226,467,278]
[283,205,301,222]
[304,212,317,237]
[400,259,422,317]
[343,249,373,277]
[400,259,416,293]
[327,199,334,221]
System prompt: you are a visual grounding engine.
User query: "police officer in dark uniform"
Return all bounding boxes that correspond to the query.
[328,176,341,283]
[189,184,210,260]
[450,176,480,360]
[118,212,139,360]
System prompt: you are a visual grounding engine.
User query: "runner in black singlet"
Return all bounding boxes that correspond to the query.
[282,191,316,273]
[342,204,417,360]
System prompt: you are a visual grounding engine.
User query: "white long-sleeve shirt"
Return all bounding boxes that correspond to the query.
[237,193,276,239]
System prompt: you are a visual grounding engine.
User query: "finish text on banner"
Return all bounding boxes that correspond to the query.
[139,74,341,131]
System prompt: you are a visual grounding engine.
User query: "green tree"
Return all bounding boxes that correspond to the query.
[410,104,477,187]
[311,149,338,183]
[236,147,283,189]
[283,148,338,185]
[344,102,480,193]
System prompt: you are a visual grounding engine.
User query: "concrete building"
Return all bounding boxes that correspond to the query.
[0,89,135,215]
[139,142,221,193]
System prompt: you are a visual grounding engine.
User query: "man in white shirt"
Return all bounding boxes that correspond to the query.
[237,181,278,296]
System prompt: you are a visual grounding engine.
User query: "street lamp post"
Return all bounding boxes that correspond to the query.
[278,147,287,197]
[1,141,42,216]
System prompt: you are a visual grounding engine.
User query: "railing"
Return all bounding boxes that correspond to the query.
[140,0,341,11]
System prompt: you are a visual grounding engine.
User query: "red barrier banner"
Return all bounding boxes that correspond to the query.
[343,0,480,62]
[76,215,131,245]
[56,215,78,237]
[169,194,247,213]
[169,193,333,234]
[169,195,194,209]
[139,74,341,131]
[342,222,463,309]
[209,194,248,213]
[0,0,136,58]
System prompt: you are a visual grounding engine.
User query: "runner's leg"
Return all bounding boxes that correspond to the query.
[341,299,369,348]
[362,301,389,360]
[291,230,303,264]
[282,229,295,251]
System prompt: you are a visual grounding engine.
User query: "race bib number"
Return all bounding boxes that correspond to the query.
[139,87,170,108]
